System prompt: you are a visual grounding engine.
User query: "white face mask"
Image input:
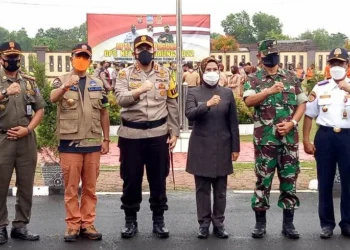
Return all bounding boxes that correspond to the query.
[330,66,346,80]
[203,71,220,86]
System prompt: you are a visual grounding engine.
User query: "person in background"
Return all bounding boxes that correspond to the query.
[185,57,240,239]
[306,63,315,80]
[228,65,242,96]
[182,63,189,73]
[183,62,200,88]
[296,63,305,82]
[218,63,228,87]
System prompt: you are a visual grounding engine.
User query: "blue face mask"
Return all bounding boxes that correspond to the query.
[262,54,280,68]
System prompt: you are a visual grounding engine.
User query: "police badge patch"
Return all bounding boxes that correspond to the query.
[118,71,126,80]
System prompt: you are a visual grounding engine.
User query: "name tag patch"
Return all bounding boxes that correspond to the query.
[88,87,102,92]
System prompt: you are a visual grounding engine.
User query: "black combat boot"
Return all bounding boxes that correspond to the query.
[0,227,8,245]
[252,211,266,238]
[282,209,299,239]
[153,220,169,238]
[121,216,138,239]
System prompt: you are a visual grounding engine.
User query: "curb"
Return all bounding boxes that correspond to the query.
[7,183,320,196]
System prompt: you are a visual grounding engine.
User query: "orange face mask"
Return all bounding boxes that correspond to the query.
[72,57,90,72]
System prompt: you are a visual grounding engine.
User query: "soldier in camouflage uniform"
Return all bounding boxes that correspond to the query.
[157,25,174,43]
[243,40,308,239]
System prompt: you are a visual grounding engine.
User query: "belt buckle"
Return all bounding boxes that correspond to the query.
[333,127,341,133]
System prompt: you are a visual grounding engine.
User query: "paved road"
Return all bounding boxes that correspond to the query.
[2,193,349,250]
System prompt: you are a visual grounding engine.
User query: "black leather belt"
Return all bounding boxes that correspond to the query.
[320,126,350,133]
[122,117,167,130]
[0,129,7,134]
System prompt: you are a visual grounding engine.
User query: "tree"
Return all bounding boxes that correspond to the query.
[7,28,32,51]
[266,30,292,40]
[329,32,348,49]
[221,11,256,44]
[252,12,283,41]
[0,27,10,44]
[210,32,221,39]
[299,29,331,50]
[211,35,239,52]
[345,40,350,50]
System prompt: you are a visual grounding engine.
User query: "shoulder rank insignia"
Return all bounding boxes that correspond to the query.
[318,80,329,86]
[308,91,317,102]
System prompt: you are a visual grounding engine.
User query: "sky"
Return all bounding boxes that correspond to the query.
[0,0,349,38]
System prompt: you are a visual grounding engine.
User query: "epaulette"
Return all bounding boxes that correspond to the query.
[21,73,36,81]
[318,80,329,86]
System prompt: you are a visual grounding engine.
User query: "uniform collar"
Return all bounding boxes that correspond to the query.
[261,67,286,78]
[0,68,22,83]
[134,61,160,73]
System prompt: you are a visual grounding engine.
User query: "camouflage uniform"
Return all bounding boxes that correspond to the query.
[157,25,174,43]
[243,42,308,211]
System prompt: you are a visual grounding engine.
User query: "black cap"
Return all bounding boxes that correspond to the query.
[328,48,349,62]
[0,41,22,55]
[71,43,92,57]
[134,35,154,49]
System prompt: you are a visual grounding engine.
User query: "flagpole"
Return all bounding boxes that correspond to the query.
[176,0,188,131]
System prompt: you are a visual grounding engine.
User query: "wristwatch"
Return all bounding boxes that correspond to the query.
[291,119,298,127]
[1,89,8,97]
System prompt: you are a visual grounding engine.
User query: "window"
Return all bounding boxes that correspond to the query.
[241,55,246,63]
[29,58,34,73]
[211,55,215,59]
[284,56,288,69]
[225,55,230,72]
[319,55,323,71]
[218,55,222,62]
[58,56,62,72]
[234,55,238,66]
[292,55,296,67]
[20,55,25,70]
[65,56,70,72]
[49,56,54,72]
[299,55,304,67]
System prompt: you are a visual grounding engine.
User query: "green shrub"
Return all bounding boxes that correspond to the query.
[107,92,121,125]
[28,57,58,153]
[235,96,254,124]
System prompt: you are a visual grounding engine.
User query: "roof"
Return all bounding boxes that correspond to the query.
[240,39,317,52]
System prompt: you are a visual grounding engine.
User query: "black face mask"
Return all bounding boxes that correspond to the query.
[3,58,21,72]
[262,54,280,68]
[137,50,153,66]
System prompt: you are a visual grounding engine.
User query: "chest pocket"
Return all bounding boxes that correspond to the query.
[282,87,297,106]
[88,91,103,110]
[154,82,169,100]
[61,91,79,110]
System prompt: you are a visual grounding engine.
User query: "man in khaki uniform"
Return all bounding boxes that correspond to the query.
[115,35,180,239]
[182,62,200,88]
[0,41,46,244]
[50,43,110,242]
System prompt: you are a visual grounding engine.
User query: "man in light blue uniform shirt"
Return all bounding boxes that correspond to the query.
[303,47,350,239]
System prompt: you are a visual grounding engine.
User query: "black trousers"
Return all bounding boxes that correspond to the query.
[315,127,350,230]
[195,175,228,228]
[118,135,169,221]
